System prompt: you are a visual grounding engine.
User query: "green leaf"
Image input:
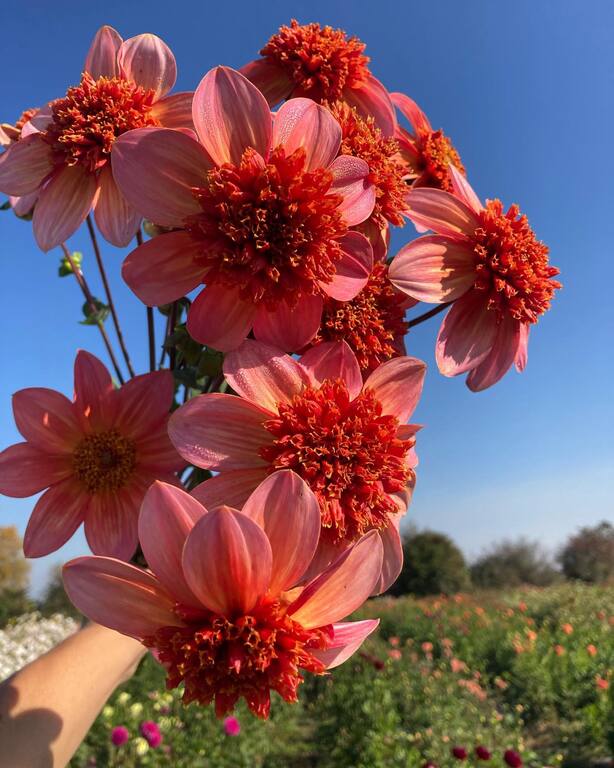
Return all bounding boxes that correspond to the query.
[58,251,82,277]
[197,347,224,378]
[0,200,11,211]
[79,297,109,325]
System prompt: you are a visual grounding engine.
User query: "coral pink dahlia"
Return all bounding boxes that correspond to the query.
[63,474,382,718]
[0,107,41,217]
[0,351,182,559]
[114,66,376,353]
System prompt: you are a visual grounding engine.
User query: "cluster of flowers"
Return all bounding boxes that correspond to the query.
[442,745,523,766]
[0,20,560,720]
[0,612,79,681]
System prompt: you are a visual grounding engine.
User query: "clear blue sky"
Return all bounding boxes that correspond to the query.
[1,0,612,594]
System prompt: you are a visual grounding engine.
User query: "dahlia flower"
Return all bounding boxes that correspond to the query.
[63,474,383,718]
[0,25,192,250]
[389,166,561,391]
[0,350,181,559]
[241,20,396,136]
[115,66,376,353]
[0,108,40,217]
[168,339,425,592]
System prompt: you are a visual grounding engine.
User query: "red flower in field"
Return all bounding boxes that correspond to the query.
[0,25,192,250]
[389,166,561,390]
[452,746,468,760]
[562,623,573,635]
[595,676,609,691]
[0,351,181,559]
[111,726,129,746]
[241,20,396,135]
[168,340,425,593]
[115,67,376,354]
[503,749,523,767]
[475,745,491,761]
[63,473,383,719]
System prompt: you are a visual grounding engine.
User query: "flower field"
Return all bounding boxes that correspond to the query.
[69,583,613,767]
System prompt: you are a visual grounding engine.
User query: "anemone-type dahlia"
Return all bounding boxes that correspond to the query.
[389,167,561,391]
[63,473,383,718]
[168,339,425,592]
[0,108,40,217]
[114,67,376,354]
[0,25,193,250]
[0,351,182,559]
[241,20,396,136]
[392,92,465,193]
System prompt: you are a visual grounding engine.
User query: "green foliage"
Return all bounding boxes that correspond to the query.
[38,565,82,620]
[0,589,36,628]
[80,297,110,325]
[471,539,560,589]
[390,529,470,596]
[0,526,33,627]
[58,250,82,277]
[558,521,614,583]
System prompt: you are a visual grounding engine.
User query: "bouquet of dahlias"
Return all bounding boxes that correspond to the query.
[0,20,560,719]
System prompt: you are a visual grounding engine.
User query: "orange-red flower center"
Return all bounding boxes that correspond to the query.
[44,74,159,172]
[311,262,409,374]
[144,599,331,719]
[185,146,346,310]
[260,379,414,543]
[473,200,561,324]
[409,129,465,192]
[72,429,136,493]
[260,19,371,101]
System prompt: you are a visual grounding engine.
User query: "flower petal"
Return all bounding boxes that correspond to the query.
[192,66,272,165]
[252,294,322,352]
[329,155,375,226]
[273,98,341,170]
[33,166,97,251]
[112,127,210,228]
[182,507,272,614]
[73,349,114,430]
[84,25,122,78]
[84,481,144,560]
[390,92,432,135]
[373,518,403,594]
[0,443,72,497]
[136,428,183,473]
[23,478,87,557]
[322,231,372,301]
[191,468,266,510]
[168,393,269,470]
[111,370,174,440]
[63,556,180,638]
[11,191,38,217]
[13,388,81,452]
[345,75,396,137]
[288,530,383,628]
[94,164,140,247]
[466,315,522,392]
[0,134,53,196]
[299,341,362,400]
[186,285,257,352]
[406,187,480,238]
[364,356,426,422]
[389,235,476,303]
[448,164,482,214]
[312,619,380,669]
[515,323,530,372]
[240,58,292,106]
[436,292,499,376]
[118,33,176,99]
[224,339,310,412]
[241,470,321,593]
[151,92,195,131]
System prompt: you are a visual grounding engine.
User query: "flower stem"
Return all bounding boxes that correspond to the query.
[86,215,135,378]
[135,229,156,372]
[407,301,452,329]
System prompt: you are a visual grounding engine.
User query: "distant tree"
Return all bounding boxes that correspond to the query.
[0,526,34,626]
[389,529,470,596]
[470,539,559,589]
[39,564,82,619]
[558,521,614,583]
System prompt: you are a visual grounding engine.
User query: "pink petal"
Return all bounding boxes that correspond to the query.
[515,323,529,372]
[0,443,72,497]
[112,127,210,228]
[135,428,183,473]
[186,285,257,352]
[0,134,53,196]
[273,98,341,170]
[191,468,266,510]
[390,92,432,135]
[122,231,206,306]
[117,33,176,99]
[406,187,480,239]
[240,58,292,106]
[466,315,522,392]
[84,25,122,78]
[312,619,380,669]
[436,292,499,376]
[63,556,180,638]
[73,349,114,430]
[182,507,272,614]
[373,518,403,594]
[84,480,144,560]
[344,75,396,137]
[364,355,426,422]
[329,155,375,226]
[33,166,98,251]
[93,164,140,247]
[11,191,38,217]
[192,66,272,165]
[151,92,195,131]
[241,470,321,593]
[224,339,310,412]
[168,393,269,470]
[299,341,362,400]
[252,294,322,352]
[139,482,206,606]
[448,164,483,214]
[23,479,87,557]
[322,230,372,300]
[13,387,81,452]
[112,370,174,440]
[23,106,53,136]
[388,235,476,303]
[288,530,384,628]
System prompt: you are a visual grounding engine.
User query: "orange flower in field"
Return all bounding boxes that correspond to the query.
[586,644,598,657]
[526,630,537,642]
[421,641,434,653]
[389,636,400,647]
[562,623,573,635]
[450,658,467,674]
[595,676,609,691]
[554,644,565,656]
[388,649,402,661]
[518,601,528,612]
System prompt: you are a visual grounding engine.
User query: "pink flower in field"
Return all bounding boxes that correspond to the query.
[389,167,561,391]
[554,644,565,656]
[586,644,597,657]
[595,676,609,691]
[503,749,523,767]
[114,66,376,354]
[63,473,383,719]
[111,726,129,746]
[562,623,573,635]
[223,716,241,736]
[450,658,467,674]
[0,25,193,250]
[421,641,434,653]
[240,20,396,136]
[389,636,400,647]
[168,339,425,593]
[0,350,181,559]
[140,721,162,748]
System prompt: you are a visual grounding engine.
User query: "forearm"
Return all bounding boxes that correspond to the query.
[0,622,146,768]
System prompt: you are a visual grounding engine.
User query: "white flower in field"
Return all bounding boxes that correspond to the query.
[0,613,78,681]
[117,692,131,704]
[134,737,149,756]
[129,702,143,717]
[102,706,114,719]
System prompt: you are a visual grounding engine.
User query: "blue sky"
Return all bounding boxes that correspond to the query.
[1,0,612,593]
